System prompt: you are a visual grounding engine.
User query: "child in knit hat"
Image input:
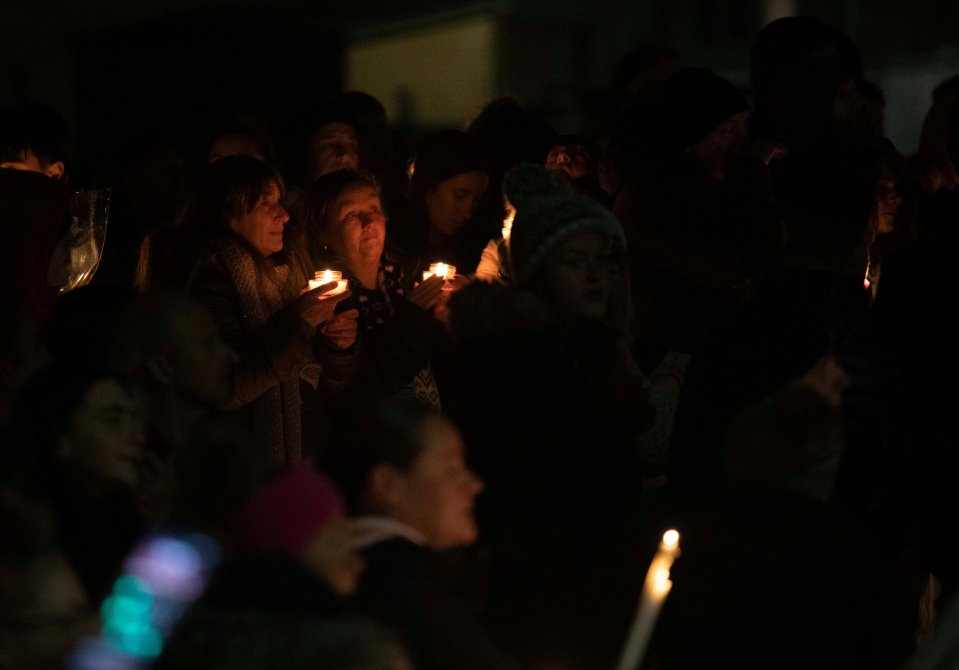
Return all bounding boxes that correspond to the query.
[506,169,630,333]
[446,166,656,669]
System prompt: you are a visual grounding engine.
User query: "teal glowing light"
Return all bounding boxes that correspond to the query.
[100,575,163,658]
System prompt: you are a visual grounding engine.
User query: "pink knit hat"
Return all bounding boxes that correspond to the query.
[237,461,345,557]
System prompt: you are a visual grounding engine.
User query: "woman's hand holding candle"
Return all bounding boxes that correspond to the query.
[408,275,446,311]
[293,284,352,328]
[319,308,359,350]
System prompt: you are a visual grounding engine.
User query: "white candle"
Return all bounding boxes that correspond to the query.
[422,262,456,282]
[616,529,681,670]
[309,269,348,296]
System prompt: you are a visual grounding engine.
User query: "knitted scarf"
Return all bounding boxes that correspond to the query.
[216,239,305,464]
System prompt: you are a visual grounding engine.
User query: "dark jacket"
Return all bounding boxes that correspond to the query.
[330,247,452,413]
[356,537,520,670]
[188,239,356,463]
[447,281,653,669]
[669,263,873,491]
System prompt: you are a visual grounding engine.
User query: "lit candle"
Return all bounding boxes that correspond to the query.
[616,529,681,670]
[502,207,515,242]
[308,270,348,296]
[422,262,456,282]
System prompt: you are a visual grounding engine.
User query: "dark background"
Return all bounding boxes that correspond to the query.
[3,0,957,178]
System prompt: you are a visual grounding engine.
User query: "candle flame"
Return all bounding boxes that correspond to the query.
[427,262,456,280]
[315,269,341,282]
[310,269,345,295]
[502,207,515,241]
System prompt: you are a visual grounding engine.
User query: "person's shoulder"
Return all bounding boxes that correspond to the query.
[361,536,424,568]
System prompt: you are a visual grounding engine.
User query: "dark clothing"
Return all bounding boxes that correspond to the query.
[448,281,653,668]
[614,157,776,356]
[330,247,452,414]
[356,538,520,670]
[203,551,345,614]
[651,484,912,669]
[0,169,70,323]
[670,264,873,490]
[48,475,147,603]
[863,186,959,595]
[187,238,355,463]
[156,552,411,670]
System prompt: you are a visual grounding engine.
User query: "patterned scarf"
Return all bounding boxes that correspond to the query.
[215,239,306,464]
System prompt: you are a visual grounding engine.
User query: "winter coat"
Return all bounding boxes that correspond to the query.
[329,247,452,413]
[447,281,654,669]
[354,527,520,670]
[190,237,356,464]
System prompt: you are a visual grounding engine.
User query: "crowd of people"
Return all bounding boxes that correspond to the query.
[1,13,959,669]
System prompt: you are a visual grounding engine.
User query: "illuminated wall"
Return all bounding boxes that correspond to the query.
[346,15,498,128]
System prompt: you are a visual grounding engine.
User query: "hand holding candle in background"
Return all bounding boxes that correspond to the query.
[421,262,456,282]
[408,275,446,312]
[617,529,681,670]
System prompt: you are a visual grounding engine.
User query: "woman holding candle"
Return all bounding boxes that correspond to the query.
[137,155,359,465]
[301,169,454,412]
[390,130,490,275]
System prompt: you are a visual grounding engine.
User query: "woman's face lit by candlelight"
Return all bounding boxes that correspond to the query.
[230,181,289,256]
[329,185,386,268]
[875,172,902,235]
[546,143,593,179]
[424,172,488,238]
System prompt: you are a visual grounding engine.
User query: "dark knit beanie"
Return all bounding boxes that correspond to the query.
[663,67,750,149]
[509,170,625,285]
[409,130,485,205]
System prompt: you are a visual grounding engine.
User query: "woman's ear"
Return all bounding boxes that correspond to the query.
[367,463,405,512]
